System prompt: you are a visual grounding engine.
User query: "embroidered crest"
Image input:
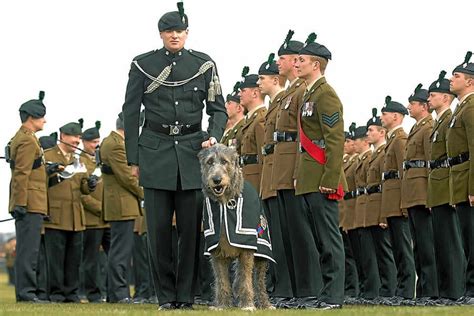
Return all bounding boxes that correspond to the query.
[226,199,237,209]
[257,215,268,237]
[322,112,340,127]
[302,102,314,117]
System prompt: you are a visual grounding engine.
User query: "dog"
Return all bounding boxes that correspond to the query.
[198,144,274,311]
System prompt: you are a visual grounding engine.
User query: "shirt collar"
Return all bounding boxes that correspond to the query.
[373,141,386,151]
[358,148,372,159]
[388,125,403,138]
[459,91,474,104]
[435,107,450,121]
[246,104,266,119]
[306,75,324,92]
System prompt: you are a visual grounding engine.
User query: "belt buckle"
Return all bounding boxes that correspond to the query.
[402,161,407,170]
[169,124,183,136]
[261,147,266,156]
[239,156,244,165]
[382,172,386,181]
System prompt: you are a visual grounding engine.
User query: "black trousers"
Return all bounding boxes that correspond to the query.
[358,228,381,299]
[408,206,439,298]
[107,220,134,302]
[456,202,474,296]
[197,232,214,301]
[37,234,48,300]
[82,227,110,301]
[303,192,344,305]
[44,228,83,302]
[369,225,397,297]
[386,216,415,299]
[341,229,359,297]
[133,232,153,299]
[347,228,363,295]
[432,204,466,299]
[144,188,202,305]
[15,212,43,301]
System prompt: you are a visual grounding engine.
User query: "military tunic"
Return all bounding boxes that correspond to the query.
[220,118,245,155]
[343,154,358,231]
[366,145,386,225]
[354,149,371,228]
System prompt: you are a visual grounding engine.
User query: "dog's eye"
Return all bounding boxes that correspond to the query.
[207,159,214,165]
[220,159,227,165]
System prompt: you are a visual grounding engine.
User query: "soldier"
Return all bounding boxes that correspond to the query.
[80,122,110,303]
[44,119,97,303]
[380,96,416,305]
[353,125,381,303]
[447,51,474,305]
[427,70,464,305]
[101,113,144,303]
[401,84,438,305]
[239,66,267,193]
[365,110,397,303]
[294,33,346,309]
[7,91,49,303]
[121,1,226,309]
[257,53,289,304]
[220,82,245,153]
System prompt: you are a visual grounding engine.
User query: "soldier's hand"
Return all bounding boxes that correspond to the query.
[293,179,297,189]
[379,223,388,229]
[87,175,99,192]
[11,205,27,220]
[45,162,64,175]
[469,195,474,207]
[201,137,217,149]
[131,165,140,178]
[319,186,336,194]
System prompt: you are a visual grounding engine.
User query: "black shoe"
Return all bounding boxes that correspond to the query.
[459,296,474,305]
[415,297,437,306]
[343,296,358,305]
[400,298,416,306]
[434,298,459,306]
[271,297,291,308]
[132,297,148,304]
[147,296,159,304]
[313,301,342,310]
[159,302,177,310]
[116,297,132,304]
[176,302,193,310]
[18,297,50,304]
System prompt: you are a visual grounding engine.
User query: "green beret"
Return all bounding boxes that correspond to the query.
[408,83,429,103]
[158,1,188,32]
[353,126,368,139]
[239,66,259,89]
[452,51,474,76]
[278,30,304,56]
[226,81,241,103]
[299,33,332,60]
[367,108,382,127]
[347,122,356,140]
[82,121,101,141]
[19,91,46,118]
[60,118,83,136]
[381,96,408,115]
[429,70,454,95]
[39,132,58,150]
[258,53,279,76]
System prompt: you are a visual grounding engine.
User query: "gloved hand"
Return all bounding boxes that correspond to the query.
[87,175,99,192]
[11,205,27,220]
[45,162,63,175]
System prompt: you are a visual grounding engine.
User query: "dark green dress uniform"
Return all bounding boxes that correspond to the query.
[427,71,465,301]
[294,35,346,307]
[401,85,438,301]
[380,97,415,302]
[122,5,226,307]
[446,53,474,299]
[7,92,47,302]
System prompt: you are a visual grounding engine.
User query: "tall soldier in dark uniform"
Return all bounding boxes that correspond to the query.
[122,1,226,310]
[294,33,347,310]
[401,84,437,305]
[427,71,465,305]
[7,91,49,303]
[447,52,474,305]
[380,97,416,306]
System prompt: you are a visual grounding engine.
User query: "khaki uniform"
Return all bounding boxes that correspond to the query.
[354,150,372,228]
[8,126,47,214]
[401,115,433,208]
[220,118,245,154]
[343,155,358,231]
[366,144,386,225]
[240,106,267,193]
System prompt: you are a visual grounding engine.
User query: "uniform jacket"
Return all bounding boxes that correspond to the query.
[8,126,47,214]
[366,144,386,225]
[44,145,90,231]
[100,131,143,221]
[220,118,245,155]
[446,94,474,205]
[80,152,109,229]
[295,77,347,195]
[381,127,407,218]
[427,109,452,208]
[260,90,285,200]
[354,149,372,228]
[342,154,358,231]
[123,47,227,190]
[240,106,267,193]
[272,79,305,191]
[401,115,433,208]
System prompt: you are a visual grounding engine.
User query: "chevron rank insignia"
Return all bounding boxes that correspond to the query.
[322,112,340,127]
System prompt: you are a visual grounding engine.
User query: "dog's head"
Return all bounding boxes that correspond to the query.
[198,144,243,203]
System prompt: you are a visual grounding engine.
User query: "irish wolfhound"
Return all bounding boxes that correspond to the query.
[198,144,274,311]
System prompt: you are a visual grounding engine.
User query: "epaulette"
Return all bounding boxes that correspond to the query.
[133,50,156,62]
[188,49,212,61]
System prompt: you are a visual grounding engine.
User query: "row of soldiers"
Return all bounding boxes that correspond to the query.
[219,27,473,308]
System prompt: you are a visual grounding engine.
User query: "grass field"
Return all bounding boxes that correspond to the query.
[0,273,472,315]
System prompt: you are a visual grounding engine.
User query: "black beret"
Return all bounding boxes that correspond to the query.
[347,122,356,140]
[39,132,57,150]
[344,131,351,140]
[226,81,241,103]
[429,70,454,95]
[158,1,188,32]
[408,83,429,103]
[60,119,83,136]
[82,121,101,141]
[353,126,368,140]
[278,30,304,56]
[239,66,259,89]
[258,53,279,76]
[367,108,383,127]
[19,91,46,118]
[299,33,332,60]
[452,51,474,76]
[381,96,408,115]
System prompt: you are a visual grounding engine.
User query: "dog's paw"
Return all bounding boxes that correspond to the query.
[209,306,224,311]
[266,305,276,310]
[241,306,256,312]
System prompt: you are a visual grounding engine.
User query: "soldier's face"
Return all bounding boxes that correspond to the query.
[381,111,395,129]
[450,72,472,95]
[61,133,81,153]
[407,101,424,120]
[160,29,188,52]
[277,55,296,77]
[30,116,46,132]
[225,101,241,119]
[295,55,317,80]
[344,139,356,155]
[366,125,384,145]
[257,75,275,96]
[82,138,100,154]
[238,88,255,108]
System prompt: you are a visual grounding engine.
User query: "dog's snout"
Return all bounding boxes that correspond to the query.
[212,175,222,185]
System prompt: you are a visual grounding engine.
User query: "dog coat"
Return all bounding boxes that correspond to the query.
[203,181,275,263]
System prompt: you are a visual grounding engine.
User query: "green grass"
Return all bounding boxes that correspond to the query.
[0,272,472,315]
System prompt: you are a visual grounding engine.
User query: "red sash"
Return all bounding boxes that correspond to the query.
[298,119,344,200]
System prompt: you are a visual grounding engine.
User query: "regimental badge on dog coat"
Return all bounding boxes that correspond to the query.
[203,181,275,263]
